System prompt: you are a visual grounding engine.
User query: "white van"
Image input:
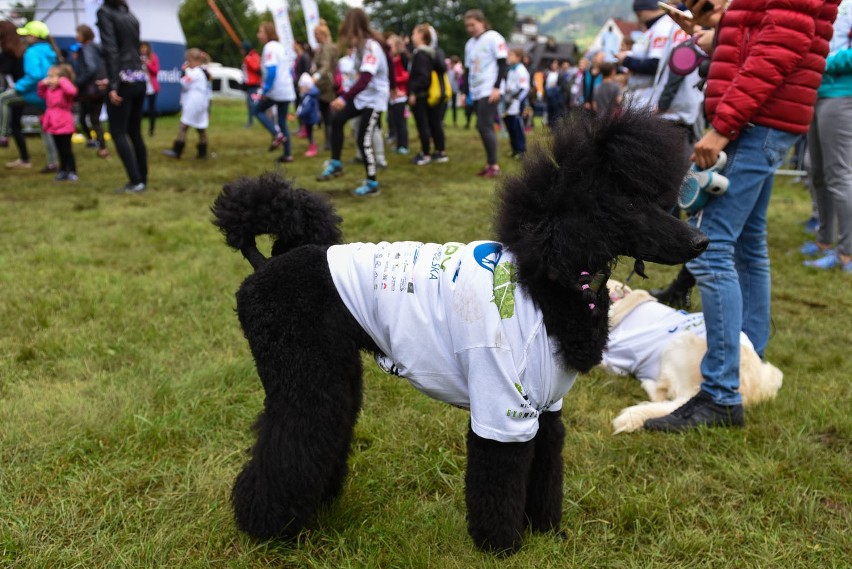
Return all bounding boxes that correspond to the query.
[208,63,246,100]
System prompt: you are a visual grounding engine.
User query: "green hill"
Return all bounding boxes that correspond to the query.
[516,0,635,47]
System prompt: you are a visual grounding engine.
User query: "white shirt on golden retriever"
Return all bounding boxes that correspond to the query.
[603,280,783,434]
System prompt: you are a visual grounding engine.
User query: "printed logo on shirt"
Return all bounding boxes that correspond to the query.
[364,53,377,65]
[652,36,667,49]
[492,260,518,319]
[473,242,503,273]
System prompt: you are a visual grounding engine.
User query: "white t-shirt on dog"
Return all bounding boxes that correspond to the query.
[327,241,577,443]
[603,300,753,381]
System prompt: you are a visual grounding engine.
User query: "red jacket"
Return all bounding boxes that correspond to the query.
[393,54,409,97]
[242,50,261,88]
[144,52,160,93]
[704,0,839,140]
[37,77,78,135]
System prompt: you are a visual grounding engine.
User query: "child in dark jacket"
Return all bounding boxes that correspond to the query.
[296,72,321,157]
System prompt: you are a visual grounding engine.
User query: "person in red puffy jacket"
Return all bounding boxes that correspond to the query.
[37,63,79,181]
[645,0,840,433]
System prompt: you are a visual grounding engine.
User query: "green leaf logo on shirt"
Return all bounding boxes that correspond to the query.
[492,261,518,319]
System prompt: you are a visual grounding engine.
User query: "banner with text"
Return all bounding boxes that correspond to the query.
[301,0,320,49]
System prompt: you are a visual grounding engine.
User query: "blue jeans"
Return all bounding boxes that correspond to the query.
[686,125,799,405]
[252,97,291,157]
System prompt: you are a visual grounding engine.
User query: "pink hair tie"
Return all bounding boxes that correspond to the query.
[580,272,595,310]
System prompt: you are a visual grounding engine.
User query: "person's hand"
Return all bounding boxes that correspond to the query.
[691,128,730,169]
[685,0,726,28]
[408,94,415,107]
[330,96,345,112]
[488,87,501,104]
[695,29,715,54]
[669,10,700,35]
[109,89,123,106]
[615,50,629,64]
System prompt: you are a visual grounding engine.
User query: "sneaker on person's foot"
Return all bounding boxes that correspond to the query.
[97,148,110,159]
[316,159,343,181]
[304,143,318,157]
[352,179,380,197]
[85,139,99,149]
[475,165,490,176]
[411,153,432,166]
[431,151,449,163]
[66,172,79,182]
[0,135,9,148]
[54,171,68,181]
[276,155,294,164]
[40,163,59,174]
[268,132,286,151]
[644,390,744,433]
[396,146,409,155]
[6,159,32,169]
[803,215,819,235]
[483,164,501,178]
[116,182,146,194]
[804,250,841,270]
[800,241,830,256]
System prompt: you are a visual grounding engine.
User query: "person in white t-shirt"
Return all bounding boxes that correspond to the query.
[618,1,689,111]
[161,48,211,160]
[316,8,392,197]
[503,47,530,159]
[252,21,296,161]
[463,9,508,178]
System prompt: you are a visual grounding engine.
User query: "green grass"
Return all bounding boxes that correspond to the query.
[1,100,850,568]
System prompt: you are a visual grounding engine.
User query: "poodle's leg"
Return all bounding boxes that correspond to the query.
[524,411,565,534]
[465,428,535,554]
[231,344,364,541]
[231,251,368,541]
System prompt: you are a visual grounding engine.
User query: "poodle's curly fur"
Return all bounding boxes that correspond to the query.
[212,109,709,554]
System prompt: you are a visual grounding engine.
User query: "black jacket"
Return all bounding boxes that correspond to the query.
[96,4,142,91]
[407,46,446,98]
[75,43,105,92]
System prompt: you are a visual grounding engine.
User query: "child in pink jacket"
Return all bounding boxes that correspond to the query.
[37,63,79,181]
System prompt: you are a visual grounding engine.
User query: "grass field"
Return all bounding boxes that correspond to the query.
[1,100,850,568]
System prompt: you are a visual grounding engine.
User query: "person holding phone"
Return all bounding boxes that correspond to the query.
[645,0,841,432]
[617,0,689,111]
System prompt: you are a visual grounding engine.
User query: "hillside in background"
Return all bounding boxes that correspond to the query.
[515,0,635,48]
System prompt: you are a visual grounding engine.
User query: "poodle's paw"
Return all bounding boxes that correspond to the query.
[470,526,524,556]
[232,462,302,541]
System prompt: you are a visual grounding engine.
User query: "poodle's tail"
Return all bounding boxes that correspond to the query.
[212,172,343,270]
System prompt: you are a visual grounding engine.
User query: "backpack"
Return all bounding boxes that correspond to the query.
[426,49,451,107]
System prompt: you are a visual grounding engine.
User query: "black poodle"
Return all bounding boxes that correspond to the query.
[212,109,709,554]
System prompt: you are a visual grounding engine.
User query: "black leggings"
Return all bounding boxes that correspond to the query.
[412,98,445,156]
[146,93,157,135]
[79,96,106,147]
[9,103,28,162]
[319,99,332,146]
[388,101,408,149]
[331,100,382,180]
[53,133,77,173]
[107,81,147,185]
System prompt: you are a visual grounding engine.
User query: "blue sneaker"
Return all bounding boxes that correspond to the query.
[396,146,409,155]
[803,216,819,235]
[804,251,840,270]
[800,241,830,256]
[316,159,343,181]
[352,179,380,197]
